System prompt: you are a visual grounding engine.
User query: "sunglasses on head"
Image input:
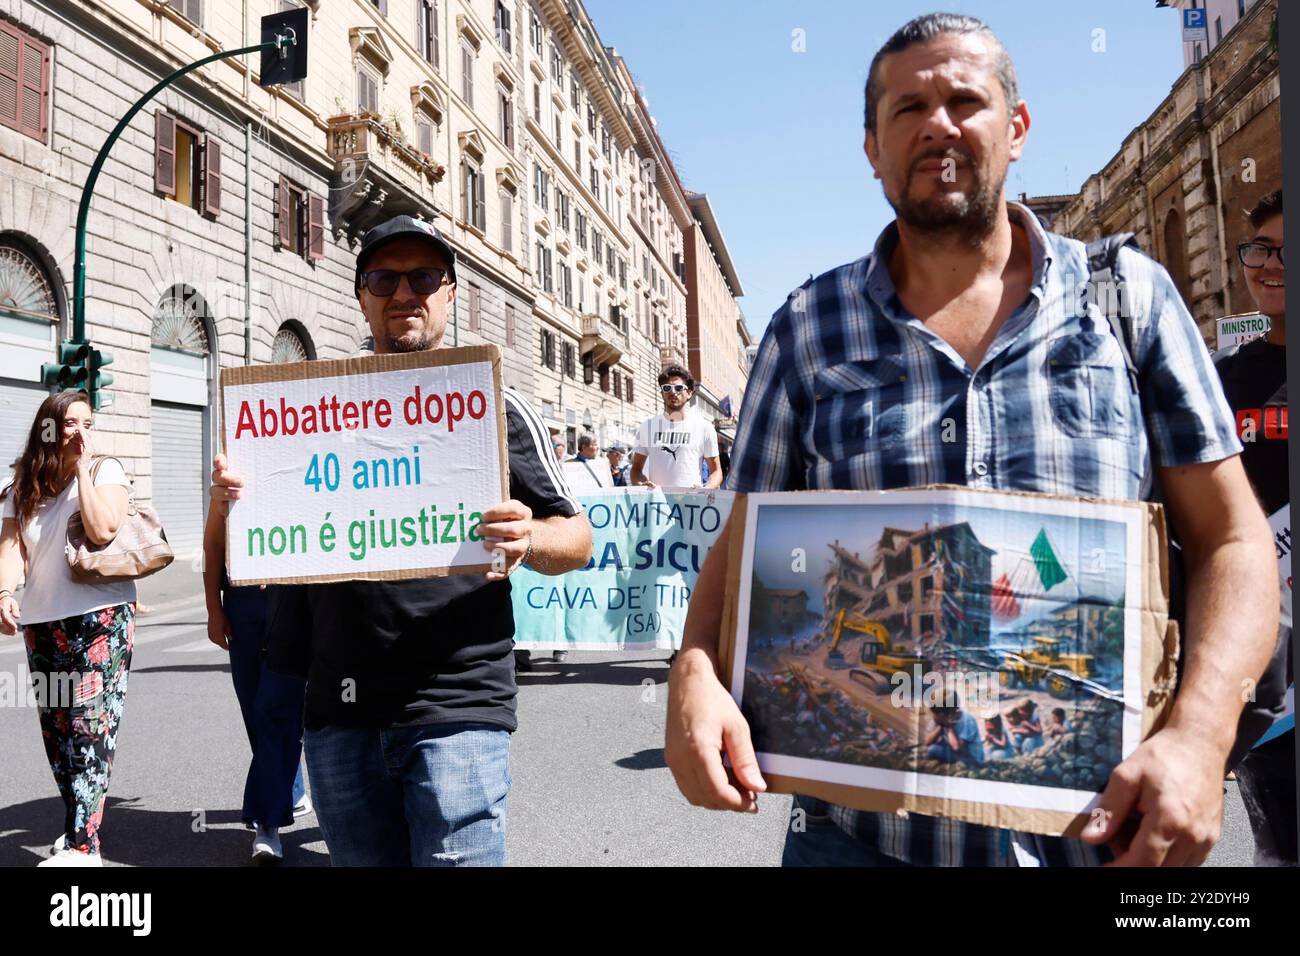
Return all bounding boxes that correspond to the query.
[660,383,689,393]
[1238,242,1284,269]
[359,268,447,296]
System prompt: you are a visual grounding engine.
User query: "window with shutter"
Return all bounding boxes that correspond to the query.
[357,68,378,115]
[307,193,325,261]
[154,110,177,195]
[461,43,473,107]
[461,162,471,224]
[501,192,512,253]
[0,26,19,133]
[468,283,481,332]
[495,1,512,52]
[530,9,543,55]
[169,0,204,26]
[276,175,291,249]
[417,118,434,156]
[582,352,593,385]
[625,376,633,404]
[499,91,513,147]
[201,135,221,217]
[474,166,486,230]
[0,24,48,143]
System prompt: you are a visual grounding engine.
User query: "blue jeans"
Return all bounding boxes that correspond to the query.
[223,586,306,828]
[781,795,914,867]
[304,721,511,867]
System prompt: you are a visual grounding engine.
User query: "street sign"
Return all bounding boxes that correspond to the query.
[1216,312,1272,351]
[258,8,309,88]
[1182,7,1209,44]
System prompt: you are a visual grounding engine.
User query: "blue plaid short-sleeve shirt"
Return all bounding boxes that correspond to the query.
[725,202,1241,866]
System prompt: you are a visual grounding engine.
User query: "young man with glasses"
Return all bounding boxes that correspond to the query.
[630,365,722,490]
[1214,190,1296,866]
[209,215,592,866]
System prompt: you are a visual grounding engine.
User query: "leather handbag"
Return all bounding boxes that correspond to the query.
[66,457,174,582]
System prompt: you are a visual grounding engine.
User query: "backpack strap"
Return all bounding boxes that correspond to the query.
[1085,232,1143,394]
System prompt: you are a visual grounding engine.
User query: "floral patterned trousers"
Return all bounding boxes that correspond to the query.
[24,603,134,856]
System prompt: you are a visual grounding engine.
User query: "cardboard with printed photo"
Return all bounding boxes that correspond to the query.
[219,345,509,585]
[719,485,1179,837]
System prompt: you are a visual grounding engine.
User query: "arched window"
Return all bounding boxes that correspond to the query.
[0,237,60,324]
[272,322,315,363]
[152,285,210,354]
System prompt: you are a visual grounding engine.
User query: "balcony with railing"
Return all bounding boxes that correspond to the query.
[325,113,447,241]
[658,343,686,368]
[580,311,627,367]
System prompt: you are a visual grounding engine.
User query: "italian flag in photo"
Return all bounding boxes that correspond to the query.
[991,528,1070,622]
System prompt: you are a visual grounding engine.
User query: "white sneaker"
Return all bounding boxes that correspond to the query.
[292,794,312,818]
[38,848,102,867]
[251,826,283,864]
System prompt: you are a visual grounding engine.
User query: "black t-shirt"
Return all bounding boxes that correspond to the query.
[1215,337,1288,516]
[266,387,580,732]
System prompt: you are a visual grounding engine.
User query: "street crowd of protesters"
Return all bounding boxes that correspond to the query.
[0,12,1292,870]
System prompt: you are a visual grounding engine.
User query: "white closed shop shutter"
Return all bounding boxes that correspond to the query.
[151,400,205,556]
[0,379,48,484]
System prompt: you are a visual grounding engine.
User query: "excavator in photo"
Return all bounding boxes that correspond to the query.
[824,609,929,690]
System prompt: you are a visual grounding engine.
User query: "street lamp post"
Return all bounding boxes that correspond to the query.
[46,10,308,409]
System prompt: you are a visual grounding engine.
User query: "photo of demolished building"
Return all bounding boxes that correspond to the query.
[821,522,996,653]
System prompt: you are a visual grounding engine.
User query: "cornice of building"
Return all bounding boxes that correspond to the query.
[684,191,744,297]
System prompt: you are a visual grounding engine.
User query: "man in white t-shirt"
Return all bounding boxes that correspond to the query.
[631,364,721,490]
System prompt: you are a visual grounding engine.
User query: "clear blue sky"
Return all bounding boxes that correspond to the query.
[583,0,1187,336]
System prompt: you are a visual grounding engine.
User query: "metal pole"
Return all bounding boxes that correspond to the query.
[71,38,287,344]
[244,120,253,365]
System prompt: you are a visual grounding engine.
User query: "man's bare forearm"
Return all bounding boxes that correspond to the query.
[1169,533,1278,756]
[526,513,593,575]
[678,518,732,671]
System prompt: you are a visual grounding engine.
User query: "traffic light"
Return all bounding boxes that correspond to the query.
[258,8,308,88]
[40,340,112,409]
[41,340,90,391]
[87,346,114,411]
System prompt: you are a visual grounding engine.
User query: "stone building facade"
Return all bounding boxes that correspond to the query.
[0,0,737,555]
[1026,0,1279,340]
[683,190,747,444]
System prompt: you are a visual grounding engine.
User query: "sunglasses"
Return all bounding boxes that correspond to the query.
[359,268,447,296]
[660,383,689,393]
[1238,242,1284,269]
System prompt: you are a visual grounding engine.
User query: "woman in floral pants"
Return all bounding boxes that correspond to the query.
[1,390,138,866]
[24,603,134,856]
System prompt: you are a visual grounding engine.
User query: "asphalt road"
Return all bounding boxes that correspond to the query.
[0,589,1257,867]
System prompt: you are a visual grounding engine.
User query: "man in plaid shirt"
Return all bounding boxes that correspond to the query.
[665,13,1279,866]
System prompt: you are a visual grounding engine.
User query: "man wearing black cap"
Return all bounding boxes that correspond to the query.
[211,215,592,866]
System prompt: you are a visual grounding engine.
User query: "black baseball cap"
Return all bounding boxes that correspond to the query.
[354,215,457,291]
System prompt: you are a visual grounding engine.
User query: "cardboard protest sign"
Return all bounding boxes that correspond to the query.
[562,459,612,492]
[719,486,1178,837]
[512,488,733,650]
[219,346,508,585]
